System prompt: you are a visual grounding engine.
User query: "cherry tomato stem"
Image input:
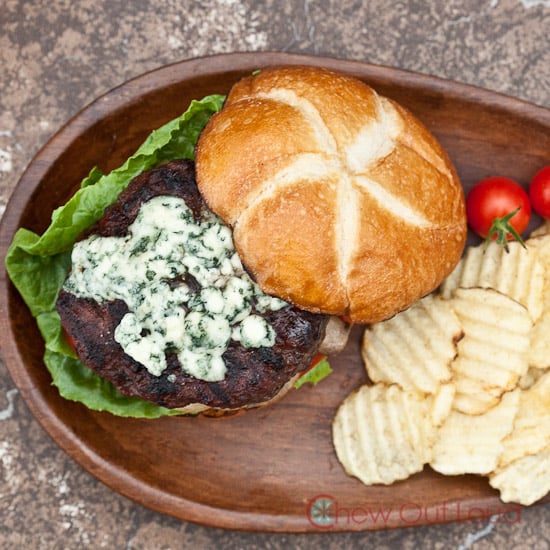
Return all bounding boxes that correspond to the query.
[466,176,531,250]
[483,207,526,251]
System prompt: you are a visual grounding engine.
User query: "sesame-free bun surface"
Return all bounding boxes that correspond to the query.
[195,66,467,323]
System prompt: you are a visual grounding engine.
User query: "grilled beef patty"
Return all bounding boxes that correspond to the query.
[56,159,328,410]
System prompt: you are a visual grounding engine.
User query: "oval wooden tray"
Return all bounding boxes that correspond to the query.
[1,52,549,532]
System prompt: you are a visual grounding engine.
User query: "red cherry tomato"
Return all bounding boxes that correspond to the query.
[466,176,531,246]
[529,165,550,219]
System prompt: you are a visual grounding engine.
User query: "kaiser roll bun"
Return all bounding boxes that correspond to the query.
[195,65,467,323]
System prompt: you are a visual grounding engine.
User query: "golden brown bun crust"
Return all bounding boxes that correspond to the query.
[195,66,466,323]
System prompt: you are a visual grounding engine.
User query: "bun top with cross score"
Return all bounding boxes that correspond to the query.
[195,65,467,323]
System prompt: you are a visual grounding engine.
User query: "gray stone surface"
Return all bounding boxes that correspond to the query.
[1,0,549,548]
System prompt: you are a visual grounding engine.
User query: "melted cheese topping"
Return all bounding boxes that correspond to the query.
[63,195,287,381]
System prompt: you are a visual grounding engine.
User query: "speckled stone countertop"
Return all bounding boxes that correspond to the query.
[1,1,549,548]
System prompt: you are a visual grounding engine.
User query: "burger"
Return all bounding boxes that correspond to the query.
[5,65,466,417]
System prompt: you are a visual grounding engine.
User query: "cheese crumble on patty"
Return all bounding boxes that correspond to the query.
[63,195,287,382]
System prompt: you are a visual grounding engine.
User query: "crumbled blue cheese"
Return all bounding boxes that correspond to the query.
[238,315,276,348]
[63,195,288,381]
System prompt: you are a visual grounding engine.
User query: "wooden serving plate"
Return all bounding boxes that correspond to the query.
[0,52,549,532]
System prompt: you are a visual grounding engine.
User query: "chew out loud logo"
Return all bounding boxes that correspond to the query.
[306,494,521,529]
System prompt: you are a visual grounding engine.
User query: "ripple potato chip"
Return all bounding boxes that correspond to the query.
[440,241,544,322]
[449,288,531,415]
[430,389,520,476]
[332,384,435,485]
[526,234,550,369]
[489,447,550,506]
[362,294,462,394]
[498,371,550,468]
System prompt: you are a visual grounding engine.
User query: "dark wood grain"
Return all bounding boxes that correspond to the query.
[0,52,548,533]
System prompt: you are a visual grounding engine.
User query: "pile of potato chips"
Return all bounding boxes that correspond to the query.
[332,223,550,506]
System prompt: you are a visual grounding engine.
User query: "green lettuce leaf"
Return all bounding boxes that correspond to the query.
[5,94,224,418]
[43,350,183,418]
[294,357,333,389]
